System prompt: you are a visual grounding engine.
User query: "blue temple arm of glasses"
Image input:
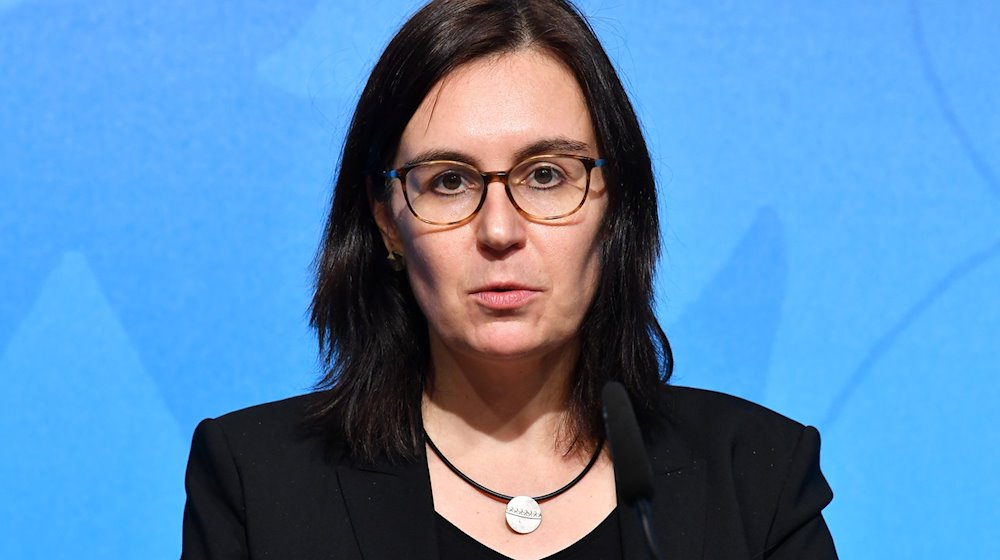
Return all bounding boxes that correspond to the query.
[595,158,605,168]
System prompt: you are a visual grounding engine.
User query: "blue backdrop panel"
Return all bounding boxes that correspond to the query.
[1,0,997,557]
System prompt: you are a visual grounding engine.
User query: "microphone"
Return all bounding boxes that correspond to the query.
[602,381,663,560]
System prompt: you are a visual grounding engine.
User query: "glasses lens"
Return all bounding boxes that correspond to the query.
[404,162,484,223]
[508,156,589,219]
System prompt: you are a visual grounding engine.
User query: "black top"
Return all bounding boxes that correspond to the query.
[435,509,622,560]
[181,386,838,559]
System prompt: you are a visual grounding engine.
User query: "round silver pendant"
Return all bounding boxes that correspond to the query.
[505,495,542,534]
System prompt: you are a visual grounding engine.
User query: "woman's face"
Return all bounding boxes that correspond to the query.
[375,49,607,365]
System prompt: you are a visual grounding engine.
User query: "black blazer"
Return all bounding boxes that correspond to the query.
[182,386,837,559]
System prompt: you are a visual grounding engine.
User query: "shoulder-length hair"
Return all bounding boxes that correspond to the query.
[309,0,672,462]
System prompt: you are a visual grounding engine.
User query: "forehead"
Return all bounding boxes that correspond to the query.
[395,49,597,167]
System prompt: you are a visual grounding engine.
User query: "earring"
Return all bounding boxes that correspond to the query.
[386,250,405,272]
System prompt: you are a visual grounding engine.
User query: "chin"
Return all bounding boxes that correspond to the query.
[463,329,572,363]
[470,344,544,362]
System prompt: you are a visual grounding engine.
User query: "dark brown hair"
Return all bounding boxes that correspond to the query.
[309,0,672,462]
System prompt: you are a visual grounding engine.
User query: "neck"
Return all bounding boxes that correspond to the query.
[422,334,580,454]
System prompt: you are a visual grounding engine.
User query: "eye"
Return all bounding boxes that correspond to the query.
[431,170,473,194]
[434,171,467,193]
[524,163,567,189]
[408,162,480,198]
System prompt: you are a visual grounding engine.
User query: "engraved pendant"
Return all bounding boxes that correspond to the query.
[505,495,542,534]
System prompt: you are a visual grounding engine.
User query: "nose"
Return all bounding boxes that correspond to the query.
[474,180,527,254]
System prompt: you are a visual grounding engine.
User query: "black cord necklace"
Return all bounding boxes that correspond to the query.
[424,433,604,534]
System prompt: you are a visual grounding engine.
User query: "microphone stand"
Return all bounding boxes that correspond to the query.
[636,497,664,560]
[601,381,665,560]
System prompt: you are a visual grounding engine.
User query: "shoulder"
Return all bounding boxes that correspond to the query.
[190,393,343,485]
[195,391,338,455]
[202,393,316,439]
[654,384,819,484]
[653,386,835,556]
[184,394,361,556]
[654,385,829,506]
[658,385,807,445]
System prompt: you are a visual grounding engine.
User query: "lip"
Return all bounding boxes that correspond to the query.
[470,283,541,311]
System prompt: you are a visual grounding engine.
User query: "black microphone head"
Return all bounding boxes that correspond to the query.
[601,381,654,506]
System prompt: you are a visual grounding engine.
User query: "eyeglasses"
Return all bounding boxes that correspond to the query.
[383,154,605,226]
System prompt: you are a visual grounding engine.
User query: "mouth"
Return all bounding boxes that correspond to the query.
[470,283,541,310]
[480,283,529,292]
[471,281,540,293]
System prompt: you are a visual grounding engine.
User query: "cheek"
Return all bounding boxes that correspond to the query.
[401,236,435,290]
[547,226,605,313]
[400,234,465,319]
[401,258,443,336]
[574,238,605,303]
[568,210,606,281]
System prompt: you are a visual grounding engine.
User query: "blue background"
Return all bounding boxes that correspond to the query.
[1,0,997,557]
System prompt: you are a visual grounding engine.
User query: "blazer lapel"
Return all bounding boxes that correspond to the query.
[620,413,706,560]
[337,449,439,560]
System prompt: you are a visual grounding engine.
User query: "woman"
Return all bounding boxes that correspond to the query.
[182,1,837,558]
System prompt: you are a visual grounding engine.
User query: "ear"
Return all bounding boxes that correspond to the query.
[369,181,404,256]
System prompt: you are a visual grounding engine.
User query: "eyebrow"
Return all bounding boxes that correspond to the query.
[402,137,594,169]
